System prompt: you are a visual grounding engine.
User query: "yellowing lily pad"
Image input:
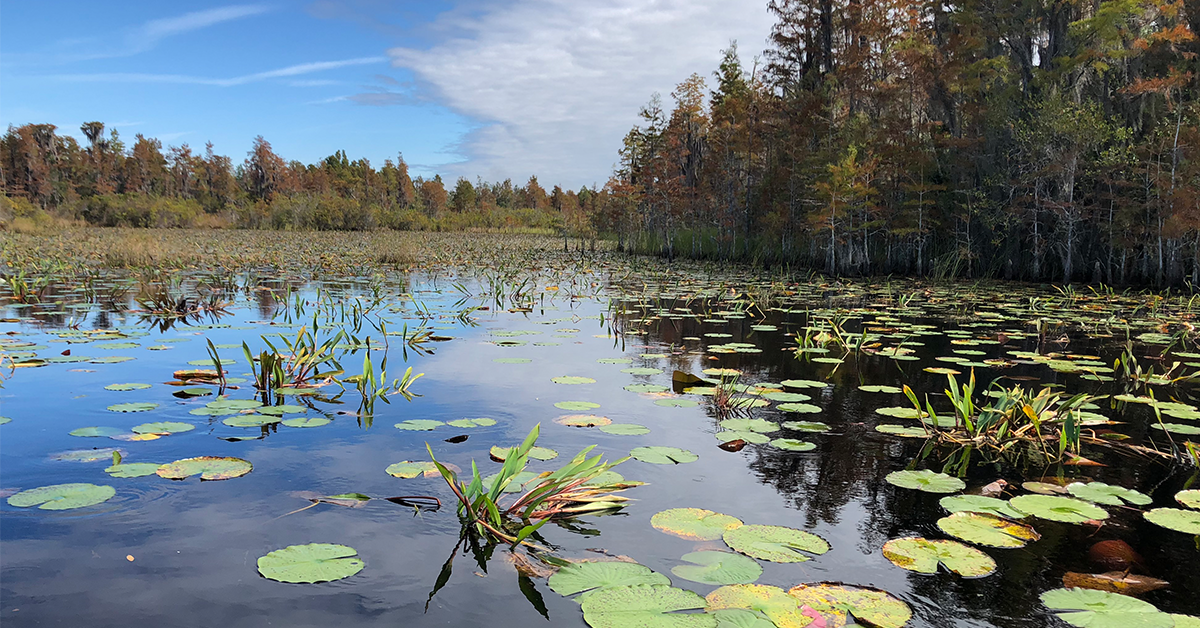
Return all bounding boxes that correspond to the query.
[936,511,1041,548]
[881,537,995,577]
[706,584,811,628]
[722,524,829,563]
[556,414,612,427]
[156,456,252,481]
[132,421,194,435]
[651,508,744,541]
[787,583,912,628]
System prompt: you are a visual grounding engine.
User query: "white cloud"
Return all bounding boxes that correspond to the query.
[387,0,774,188]
[139,5,272,44]
[54,57,387,87]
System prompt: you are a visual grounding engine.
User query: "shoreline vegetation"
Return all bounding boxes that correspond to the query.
[7,6,1200,287]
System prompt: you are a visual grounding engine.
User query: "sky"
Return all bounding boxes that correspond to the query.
[0,0,775,188]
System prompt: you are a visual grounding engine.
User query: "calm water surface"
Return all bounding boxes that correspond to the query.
[1,268,1197,627]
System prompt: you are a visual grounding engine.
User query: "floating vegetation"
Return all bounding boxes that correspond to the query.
[257,543,364,584]
[7,483,115,510]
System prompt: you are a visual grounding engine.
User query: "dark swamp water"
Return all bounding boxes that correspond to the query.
[2,262,1199,628]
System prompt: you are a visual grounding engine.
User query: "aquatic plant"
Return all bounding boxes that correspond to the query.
[427,424,637,547]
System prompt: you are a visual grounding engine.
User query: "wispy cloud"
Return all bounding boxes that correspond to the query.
[140,5,271,45]
[54,57,386,87]
[387,0,774,187]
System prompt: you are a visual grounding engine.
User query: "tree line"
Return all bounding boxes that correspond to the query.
[608,0,1200,285]
[0,123,603,234]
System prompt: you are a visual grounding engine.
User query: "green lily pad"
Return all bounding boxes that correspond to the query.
[1144,508,1200,534]
[936,511,1041,548]
[781,379,828,389]
[0,417,10,425]
[626,384,670,393]
[1067,482,1152,507]
[1040,588,1173,628]
[655,398,700,408]
[177,387,213,397]
[1152,423,1200,435]
[598,358,634,364]
[780,421,828,432]
[156,456,252,480]
[51,447,123,462]
[599,423,651,436]
[885,469,965,493]
[132,421,194,434]
[776,403,822,414]
[282,417,331,428]
[107,402,158,413]
[104,383,151,391]
[257,543,364,584]
[875,407,924,419]
[722,524,829,563]
[188,358,236,366]
[651,508,744,541]
[1010,495,1109,524]
[881,537,995,577]
[222,415,281,428]
[859,385,903,394]
[553,376,597,385]
[672,551,761,585]
[90,356,134,364]
[394,419,444,431]
[761,391,811,403]
[717,431,770,444]
[493,357,533,364]
[787,583,912,628]
[720,418,779,433]
[939,495,1025,519]
[582,584,714,628]
[1177,489,1200,509]
[770,439,816,452]
[622,367,664,375]
[104,463,162,478]
[705,584,809,628]
[556,401,601,411]
[257,405,307,416]
[447,417,498,428]
[631,446,698,464]
[70,426,127,438]
[206,399,262,410]
[875,424,928,438]
[548,561,671,598]
[7,483,116,510]
[490,445,558,461]
[385,461,439,478]
[483,470,540,493]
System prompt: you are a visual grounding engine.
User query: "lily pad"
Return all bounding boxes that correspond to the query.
[1143,508,1200,534]
[222,415,281,428]
[385,461,439,478]
[257,543,364,584]
[104,383,151,391]
[553,376,597,385]
[631,446,698,464]
[1040,588,1173,628]
[881,537,996,577]
[761,391,811,403]
[7,483,116,510]
[157,456,252,480]
[673,551,761,585]
[493,357,532,364]
[51,447,123,462]
[717,431,770,444]
[582,584,714,628]
[626,384,670,393]
[885,469,965,494]
[859,385,903,394]
[780,379,828,389]
[782,421,829,432]
[937,511,1041,548]
[206,399,262,410]
[787,583,912,628]
[107,402,158,413]
[770,439,816,452]
[599,423,651,436]
[282,417,331,428]
[556,415,612,427]
[651,508,744,541]
[719,418,778,433]
[1151,423,1200,435]
[394,419,444,431]
[939,495,1025,519]
[1177,489,1200,509]
[446,417,498,428]
[104,463,162,478]
[706,584,810,628]
[548,561,671,598]
[132,421,194,435]
[556,401,601,411]
[875,425,927,438]
[70,426,127,438]
[1067,482,1152,507]
[490,445,558,461]
[722,524,829,563]
[655,398,700,408]
[776,403,822,414]
[1010,495,1109,524]
[257,405,308,416]
[875,407,924,419]
[623,367,664,375]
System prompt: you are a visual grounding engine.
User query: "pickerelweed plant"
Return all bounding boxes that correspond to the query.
[427,425,641,548]
[902,370,1098,465]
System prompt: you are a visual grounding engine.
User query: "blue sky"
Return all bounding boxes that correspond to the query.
[1,0,774,188]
